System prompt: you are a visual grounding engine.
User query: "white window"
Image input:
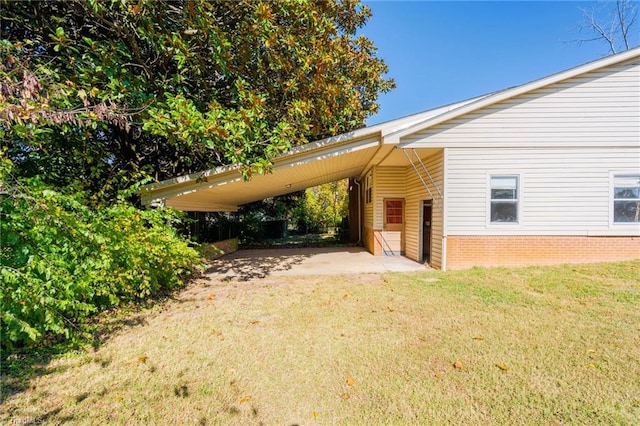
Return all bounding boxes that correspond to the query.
[490,175,519,223]
[613,175,640,223]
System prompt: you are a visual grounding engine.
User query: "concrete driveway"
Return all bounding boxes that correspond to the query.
[206,247,427,280]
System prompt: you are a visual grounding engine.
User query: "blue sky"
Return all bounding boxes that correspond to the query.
[360,1,639,125]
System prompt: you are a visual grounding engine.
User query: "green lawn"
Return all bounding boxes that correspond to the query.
[2,260,639,425]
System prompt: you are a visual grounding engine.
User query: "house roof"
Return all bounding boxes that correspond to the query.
[387,46,640,145]
[140,96,482,211]
[142,47,640,212]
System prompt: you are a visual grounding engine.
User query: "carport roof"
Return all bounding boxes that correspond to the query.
[141,96,482,212]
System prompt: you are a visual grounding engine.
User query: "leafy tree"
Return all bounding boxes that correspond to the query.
[296,179,349,233]
[1,0,394,200]
[0,158,201,350]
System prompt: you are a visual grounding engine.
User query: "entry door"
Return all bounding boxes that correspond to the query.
[422,201,432,262]
[383,199,405,255]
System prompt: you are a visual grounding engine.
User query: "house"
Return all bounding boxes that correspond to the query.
[142,47,640,270]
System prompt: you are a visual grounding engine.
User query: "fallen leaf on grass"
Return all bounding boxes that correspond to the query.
[472,335,485,340]
[125,355,148,364]
[208,293,216,300]
[385,306,394,312]
[341,393,350,400]
[496,363,509,371]
[343,293,348,299]
[313,411,318,419]
[434,372,442,378]
[346,377,355,386]
[250,320,260,325]
[239,396,251,403]
[453,360,463,369]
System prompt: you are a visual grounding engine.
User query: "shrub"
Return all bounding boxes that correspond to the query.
[0,159,201,351]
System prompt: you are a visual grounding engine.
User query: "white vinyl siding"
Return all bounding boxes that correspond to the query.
[404,150,444,268]
[401,59,640,149]
[369,167,406,255]
[446,147,640,236]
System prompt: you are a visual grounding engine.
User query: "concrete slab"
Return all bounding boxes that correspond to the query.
[206,247,427,280]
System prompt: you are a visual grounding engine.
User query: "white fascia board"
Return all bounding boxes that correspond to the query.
[142,136,380,207]
[142,173,244,207]
[272,136,380,171]
[381,95,492,141]
[140,163,242,200]
[140,130,383,201]
[387,47,640,145]
[166,200,238,212]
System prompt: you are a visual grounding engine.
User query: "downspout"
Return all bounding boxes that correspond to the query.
[353,179,362,244]
[441,148,447,271]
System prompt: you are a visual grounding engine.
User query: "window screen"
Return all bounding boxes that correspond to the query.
[490,175,518,223]
[613,175,640,223]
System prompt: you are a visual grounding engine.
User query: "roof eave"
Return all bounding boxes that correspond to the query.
[141,128,384,197]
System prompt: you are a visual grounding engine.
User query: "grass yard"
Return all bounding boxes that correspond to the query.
[2,260,639,425]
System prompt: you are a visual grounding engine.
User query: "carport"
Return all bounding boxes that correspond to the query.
[140,99,476,213]
[140,97,481,266]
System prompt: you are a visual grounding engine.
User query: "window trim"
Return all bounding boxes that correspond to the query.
[610,171,640,227]
[365,173,373,204]
[486,173,522,227]
[383,198,404,226]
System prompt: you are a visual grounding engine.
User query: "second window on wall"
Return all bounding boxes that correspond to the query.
[613,174,640,223]
[490,175,519,223]
[365,174,373,204]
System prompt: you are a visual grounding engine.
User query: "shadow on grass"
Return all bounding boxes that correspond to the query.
[1,343,75,406]
[0,292,172,405]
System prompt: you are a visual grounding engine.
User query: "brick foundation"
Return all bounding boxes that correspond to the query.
[446,235,640,270]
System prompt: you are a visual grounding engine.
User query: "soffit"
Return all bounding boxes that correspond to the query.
[155,139,380,212]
